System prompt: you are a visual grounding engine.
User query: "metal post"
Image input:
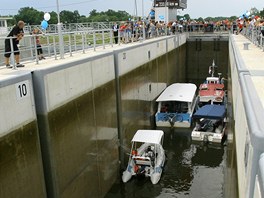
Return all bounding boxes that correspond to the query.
[93,31,96,51]
[102,30,105,49]
[142,21,146,41]
[9,38,16,69]
[33,35,39,64]
[82,33,85,53]
[47,36,51,57]
[53,35,57,60]
[118,30,121,46]
[110,29,113,47]
[74,33,77,52]
[84,32,87,49]
[68,34,72,56]
[56,0,64,59]
[29,35,34,60]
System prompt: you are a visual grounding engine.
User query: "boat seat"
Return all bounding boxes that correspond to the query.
[132,156,152,166]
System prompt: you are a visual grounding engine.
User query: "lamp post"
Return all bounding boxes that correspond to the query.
[142,0,146,40]
[56,0,64,59]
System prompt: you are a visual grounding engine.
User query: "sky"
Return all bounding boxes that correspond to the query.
[0,0,263,19]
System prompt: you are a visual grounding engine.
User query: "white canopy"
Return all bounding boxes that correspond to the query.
[132,130,164,144]
[156,83,197,102]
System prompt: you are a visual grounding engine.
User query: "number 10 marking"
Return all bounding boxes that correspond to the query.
[15,80,30,100]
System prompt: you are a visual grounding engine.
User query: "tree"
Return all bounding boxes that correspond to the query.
[250,7,259,16]
[184,14,190,20]
[259,8,264,17]
[60,10,80,23]
[15,7,43,25]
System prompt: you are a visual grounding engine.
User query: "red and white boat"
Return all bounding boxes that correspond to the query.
[198,61,226,106]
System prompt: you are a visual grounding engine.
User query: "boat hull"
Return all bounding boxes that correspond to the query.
[191,130,222,143]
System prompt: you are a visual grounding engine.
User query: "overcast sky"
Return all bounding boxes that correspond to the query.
[0,0,263,19]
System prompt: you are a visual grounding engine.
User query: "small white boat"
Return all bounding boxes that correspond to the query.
[191,105,227,144]
[155,83,197,128]
[122,130,165,184]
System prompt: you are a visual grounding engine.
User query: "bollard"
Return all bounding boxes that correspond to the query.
[74,33,77,52]
[243,42,250,50]
[110,29,113,47]
[82,33,85,54]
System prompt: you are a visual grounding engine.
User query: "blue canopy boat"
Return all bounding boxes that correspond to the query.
[191,105,227,143]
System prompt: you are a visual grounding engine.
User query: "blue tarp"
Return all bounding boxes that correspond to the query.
[193,105,226,119]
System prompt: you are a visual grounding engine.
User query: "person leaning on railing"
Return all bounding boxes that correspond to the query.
[4,21,25,68]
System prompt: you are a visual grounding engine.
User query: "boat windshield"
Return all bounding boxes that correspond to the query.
[161,101,189,113]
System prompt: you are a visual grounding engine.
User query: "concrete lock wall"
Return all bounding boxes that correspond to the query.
[0,71,46,198]
[0,34,187,198]
[229,35,264,198]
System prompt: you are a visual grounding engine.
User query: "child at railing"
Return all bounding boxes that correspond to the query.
[32,28,45,60]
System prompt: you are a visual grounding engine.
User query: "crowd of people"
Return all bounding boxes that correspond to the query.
[233,16,264,37]
[4,13,264,68]
[112,15,264,44]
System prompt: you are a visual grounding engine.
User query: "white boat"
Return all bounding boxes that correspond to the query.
[155,83,197,128]
[122,130,165,184]
[191,105,227,144]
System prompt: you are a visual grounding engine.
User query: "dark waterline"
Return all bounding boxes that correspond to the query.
[105,128,225,198]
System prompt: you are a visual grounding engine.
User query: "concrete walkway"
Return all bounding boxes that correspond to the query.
[232,34,264,108]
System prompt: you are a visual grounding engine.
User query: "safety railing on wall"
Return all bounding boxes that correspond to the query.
[0,25,186,69]
[241,27,264,51]
[229,33,264,198]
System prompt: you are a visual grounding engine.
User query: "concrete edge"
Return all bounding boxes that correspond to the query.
[0,71,32,88]
[239,72,264,150]
[230,34,249,74]
[259,153,264,197]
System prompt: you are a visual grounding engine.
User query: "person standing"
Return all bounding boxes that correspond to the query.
[4,21,25,68]
[32,28,45,60]
[112,22,119,44]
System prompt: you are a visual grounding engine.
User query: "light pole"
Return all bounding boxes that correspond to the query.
[56,0,64,59]
[142,0,146,40]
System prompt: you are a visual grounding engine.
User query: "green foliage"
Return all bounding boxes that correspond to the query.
[14,7,43,25]
[86,9,131,22]
[260,8,264,17]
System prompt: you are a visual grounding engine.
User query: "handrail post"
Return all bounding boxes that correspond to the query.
[53,35,57,60]
[29,35,34,60]
[110,29,113,47]
[74,33,77,52]
[102,30,105,49]
[47,36,51,57]
[9,38,16,69]
[33,35,39,65]
[93,31,96,51]
[118,30,121,46]
[82,33,85,54]
[68,33,72,57]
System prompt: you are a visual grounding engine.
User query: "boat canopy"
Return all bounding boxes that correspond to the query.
[132,130,164,144]
[156,83,197,102]
[193,105,226,119]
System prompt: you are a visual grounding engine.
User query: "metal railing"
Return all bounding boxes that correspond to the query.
[0,25,180,68]
[241,26,264,51]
